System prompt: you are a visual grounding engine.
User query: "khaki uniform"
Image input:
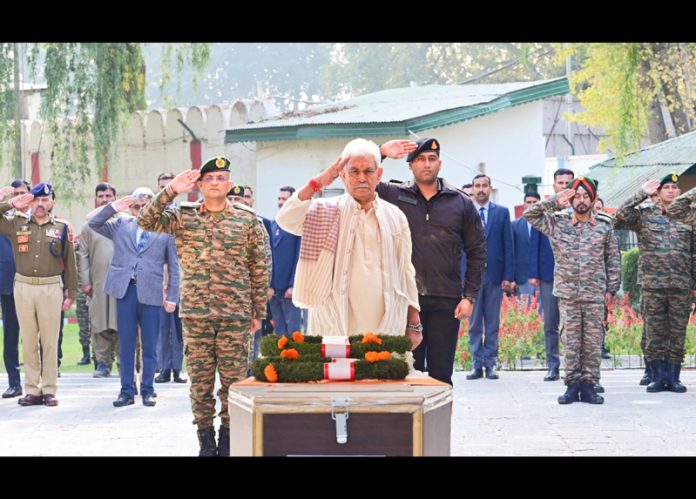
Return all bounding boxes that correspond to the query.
[0,202,77,397]
[138,185,269,429]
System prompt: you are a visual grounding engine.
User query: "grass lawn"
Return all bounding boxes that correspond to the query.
[0,324,96,375]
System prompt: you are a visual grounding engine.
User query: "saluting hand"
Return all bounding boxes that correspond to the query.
[170,169,201,195]
[641,179,661,196]
[9,193,34,211]
[0,186,14,201]
[316,155,350,189]
[556,188,576,209]
[380,140,418,160]
[112,196,136,212]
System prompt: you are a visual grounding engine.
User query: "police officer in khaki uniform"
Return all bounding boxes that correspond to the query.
[0,182,77,407]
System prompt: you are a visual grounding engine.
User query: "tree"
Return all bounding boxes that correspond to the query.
[0,43,209,191]
[318,43,563,99]
[561,43,696,158]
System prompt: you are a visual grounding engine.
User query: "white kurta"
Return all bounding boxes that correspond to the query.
[277,192,419,336]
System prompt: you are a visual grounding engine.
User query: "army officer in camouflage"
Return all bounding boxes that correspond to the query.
[524,176,621,405]
[615,174,694,393]
[138,156,270,457]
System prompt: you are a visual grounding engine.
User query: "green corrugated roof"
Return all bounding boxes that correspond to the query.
[225,77,569,144]
[588,130,696,207]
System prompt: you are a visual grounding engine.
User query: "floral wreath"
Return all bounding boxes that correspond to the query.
[252,332,411,383]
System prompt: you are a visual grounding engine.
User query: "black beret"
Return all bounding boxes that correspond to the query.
[406,138,440,162]
[227,184,244,197]
[659,172,679,188]
[199,156,231,176]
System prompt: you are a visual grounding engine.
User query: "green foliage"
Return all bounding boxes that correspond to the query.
[560,43,696,158]
[0,44,18,168]
[259,333,411,358]
[319,43,563,100]
[621,247,640,309]
[252,358,409,383]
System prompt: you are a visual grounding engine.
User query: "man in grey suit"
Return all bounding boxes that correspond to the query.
[88,187,180,407]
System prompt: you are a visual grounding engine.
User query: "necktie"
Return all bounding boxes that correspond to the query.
[479,206,486,227]
[137,230,150,252]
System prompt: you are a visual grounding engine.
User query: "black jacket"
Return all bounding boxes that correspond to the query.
[376,178,486,300]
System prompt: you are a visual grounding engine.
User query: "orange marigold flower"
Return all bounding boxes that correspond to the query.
[280,348,299,360]
[264,364,278,383]
[377,351,391,360]
[361,332,382,344]
[365,351,380,363]
[277,336,289,349]
[291,331,304,343]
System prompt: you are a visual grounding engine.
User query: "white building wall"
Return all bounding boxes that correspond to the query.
[255,101,546,219]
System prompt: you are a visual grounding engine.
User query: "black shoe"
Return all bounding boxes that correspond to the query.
[113,393,134,407]
[594,383,605,393]
[544,369,559,381]
[197,428,217,457]
[601,347,611,359]
[172,370,187,383]
[466,368,483,380]
[2,386,22,398]
[579,381,604,404]
[485,367,499,380]
[558,382,581,404]
[639,363,652,386]
[77,346,91,365]
[143,393,157,407]
[218,426,230,457]
[155,369,172,383]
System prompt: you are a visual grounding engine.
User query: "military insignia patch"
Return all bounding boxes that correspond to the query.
[46,228,61,238]
[431,141,438,150]
[672,174,679,182]
[216,157,225,168]
[18,245,28,253]
[17,235,28,244]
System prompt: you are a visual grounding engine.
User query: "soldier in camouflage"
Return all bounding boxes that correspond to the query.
[524,176,621,405]
[138,156,270,457]
[74,234,91,365]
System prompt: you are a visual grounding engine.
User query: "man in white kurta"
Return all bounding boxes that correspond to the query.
[276,138,422,349]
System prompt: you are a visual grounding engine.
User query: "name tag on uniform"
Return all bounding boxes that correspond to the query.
[17,235,28,243]
[46,228,61,238]
[18,244,28,253]
[397,194,418,205]
[16,230,30,236]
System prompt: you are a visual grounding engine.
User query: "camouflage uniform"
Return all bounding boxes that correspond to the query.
[524,195,621,385]
[138,183,270,430]
[615,189,695,364]
[76,290,91,348]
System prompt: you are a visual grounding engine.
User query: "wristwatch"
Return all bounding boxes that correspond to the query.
[406,323,423,334]
[463,295,476,306]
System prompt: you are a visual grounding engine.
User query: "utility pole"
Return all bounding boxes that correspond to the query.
[564,44,574,156]
[13,43,23,179]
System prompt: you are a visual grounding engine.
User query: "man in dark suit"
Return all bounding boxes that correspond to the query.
[0,180,30,398]
[467,174,514,380]
[88,187,180,408]
[269,186,303,334]
[529,168,574,381]
[511,192,541,301]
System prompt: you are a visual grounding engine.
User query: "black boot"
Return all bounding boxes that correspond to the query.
[197,428,217,457]
[77,346,91,365]
[557,382,581,404]
[594,382,605,393]
[647,360,666,393]
[217,426,230,457]
[579,381,604,404]
[639,358,652,386]
[155,369,172,383]
[666,363,687,393]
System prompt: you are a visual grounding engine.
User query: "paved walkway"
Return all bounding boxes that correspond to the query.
[1,370,695,456]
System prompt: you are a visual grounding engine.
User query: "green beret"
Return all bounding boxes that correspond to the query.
[659,172,679,188]
[227,184,244,197]
[199,156,231,176]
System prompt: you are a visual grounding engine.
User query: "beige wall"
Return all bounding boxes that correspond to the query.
[2,100,271,232]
